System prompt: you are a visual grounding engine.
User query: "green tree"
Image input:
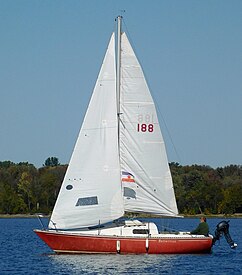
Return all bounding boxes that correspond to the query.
[18,172,33,211]
[218,181,242,214]
[44,157,60,167]
[0,182,27,214]
[38,165,66,212]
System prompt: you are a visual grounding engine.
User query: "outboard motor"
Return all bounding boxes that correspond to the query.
[212,220,237,249]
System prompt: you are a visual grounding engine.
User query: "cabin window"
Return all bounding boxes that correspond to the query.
[75,196,98,206]
[66,185,73,190]
[133,229,150,234]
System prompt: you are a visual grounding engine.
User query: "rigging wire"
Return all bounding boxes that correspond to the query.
[155,102,182,164]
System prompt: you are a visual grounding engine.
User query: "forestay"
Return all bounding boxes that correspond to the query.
[49,34,124,230]
[119,33,178,216]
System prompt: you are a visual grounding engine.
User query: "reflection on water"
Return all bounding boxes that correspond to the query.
[49,253,178,274]
[49,251,241,275]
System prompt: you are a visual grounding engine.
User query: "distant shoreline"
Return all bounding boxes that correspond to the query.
[0,213,242,219]
[0,214,50,218]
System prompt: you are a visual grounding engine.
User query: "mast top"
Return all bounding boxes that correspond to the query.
[115,15,123,27]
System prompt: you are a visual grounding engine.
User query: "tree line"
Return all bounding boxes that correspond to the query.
[0,158,242,215]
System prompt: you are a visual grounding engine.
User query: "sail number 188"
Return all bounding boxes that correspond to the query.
[137,123,154,132]
[137,114,154,133]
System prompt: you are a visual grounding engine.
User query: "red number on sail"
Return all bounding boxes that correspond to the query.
[137,124,154,132]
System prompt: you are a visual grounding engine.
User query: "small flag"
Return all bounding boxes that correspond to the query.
[122,171,135,183]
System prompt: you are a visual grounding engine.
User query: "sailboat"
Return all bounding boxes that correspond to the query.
[34,16,213,254]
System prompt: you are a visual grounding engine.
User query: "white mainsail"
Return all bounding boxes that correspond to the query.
[119,33,178,216]
[49,33,124,230]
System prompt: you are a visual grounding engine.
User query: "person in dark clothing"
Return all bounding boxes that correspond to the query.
[190,217,209,236]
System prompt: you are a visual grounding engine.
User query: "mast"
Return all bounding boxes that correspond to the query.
[116,16,122,153]
[116,15,122,116]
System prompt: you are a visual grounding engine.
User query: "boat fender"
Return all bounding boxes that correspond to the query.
[146,238,149,252]
[116,240,121,253]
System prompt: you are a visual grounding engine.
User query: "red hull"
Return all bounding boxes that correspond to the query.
[34,229,212,254]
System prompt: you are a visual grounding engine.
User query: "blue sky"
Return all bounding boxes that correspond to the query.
[1,0,241,168]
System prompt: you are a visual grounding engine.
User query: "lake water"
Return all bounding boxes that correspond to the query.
[0,217,241,274]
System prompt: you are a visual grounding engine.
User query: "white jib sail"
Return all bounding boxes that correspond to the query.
[49,33,124,230]
[119,33,178,216]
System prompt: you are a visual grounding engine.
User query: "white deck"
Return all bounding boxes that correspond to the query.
[48,220,212,239]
